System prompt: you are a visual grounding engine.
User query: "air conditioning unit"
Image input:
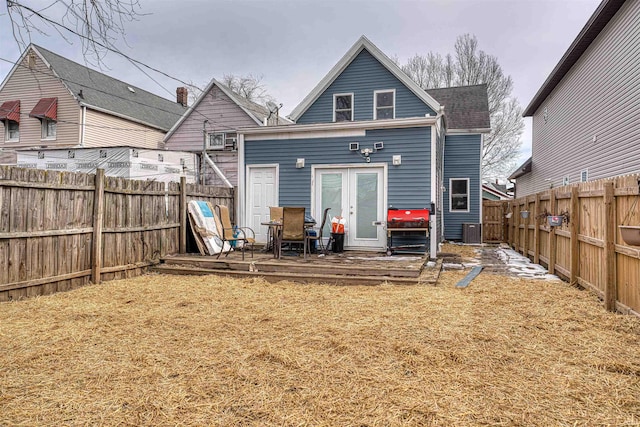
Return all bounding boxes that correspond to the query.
[207,133,224,150]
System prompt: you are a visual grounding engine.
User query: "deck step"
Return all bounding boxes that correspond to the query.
[150,262,440,286]
[162,255,422,278]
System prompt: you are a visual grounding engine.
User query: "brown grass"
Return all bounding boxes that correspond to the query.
[1,273,639,426]
[440,242,479,259]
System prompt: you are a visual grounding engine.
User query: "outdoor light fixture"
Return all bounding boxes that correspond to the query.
[296,158,305,168]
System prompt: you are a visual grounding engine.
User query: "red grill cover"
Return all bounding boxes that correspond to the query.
[387,209,430,229]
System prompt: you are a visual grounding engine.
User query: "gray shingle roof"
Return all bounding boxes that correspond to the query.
[34,45,186,131]
[426,84,490,130]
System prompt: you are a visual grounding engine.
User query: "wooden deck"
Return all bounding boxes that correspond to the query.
[153,249,442,285]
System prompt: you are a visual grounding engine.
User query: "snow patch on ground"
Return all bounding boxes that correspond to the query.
[496,247,561,281]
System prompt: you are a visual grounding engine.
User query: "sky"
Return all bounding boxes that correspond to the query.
[0,0,602,179]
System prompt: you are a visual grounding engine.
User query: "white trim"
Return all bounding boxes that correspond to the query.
[245,128,365,141]
[373,89,395,120]
[241,116,438,138]
[289,36,441,121]
[40,118,57,141]
[237,133,245,226]
[562,175,570,186]
[430,122,437,256]
[332,92,354,122]
[80,106,86,146]
[449,178,471,213]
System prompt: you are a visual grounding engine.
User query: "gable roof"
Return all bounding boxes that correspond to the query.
[426,84,490,131]
[482,182,511,199]
[164,78,291,141]
[28,44,187,131]
[523,0,626,116]
[508,156,532,180]
[289,36,441,121]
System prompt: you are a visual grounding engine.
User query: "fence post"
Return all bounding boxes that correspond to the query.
[523,196,530,258]
[570,186,579,285]
[604,181,617,312]
[534,193,540,265]
[91,169,105,284]
[549,188,557,275]
[179,177,187,254]
[514,200,520,252]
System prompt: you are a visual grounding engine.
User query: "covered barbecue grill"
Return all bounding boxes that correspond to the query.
[386,208,430,255]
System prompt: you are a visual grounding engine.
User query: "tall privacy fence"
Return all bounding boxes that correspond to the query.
[482,174,640,317]
[0,166,234,301]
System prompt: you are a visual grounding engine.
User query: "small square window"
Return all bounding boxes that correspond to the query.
[580,169,588,182]
[374,90,395,120]
[562,176,570,186]
[334,94,353,122]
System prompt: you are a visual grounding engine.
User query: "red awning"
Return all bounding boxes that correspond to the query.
[29,97,57,121]
[0,100,20,122]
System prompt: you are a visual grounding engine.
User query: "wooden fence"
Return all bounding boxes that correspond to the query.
[483,174,640,317]
[0,166,233,301]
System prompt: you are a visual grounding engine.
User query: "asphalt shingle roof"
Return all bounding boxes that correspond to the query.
[426,84,490,130]
[34,45,187,131]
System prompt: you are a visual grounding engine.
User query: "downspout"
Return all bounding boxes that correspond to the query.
[430,107,445,259]
[80,105,86,146]
[203,152,233,188]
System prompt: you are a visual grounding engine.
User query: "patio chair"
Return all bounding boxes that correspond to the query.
[306,207,331,255]
[214,204,255,260]
[269,206,283,222]
[279,207,308,260]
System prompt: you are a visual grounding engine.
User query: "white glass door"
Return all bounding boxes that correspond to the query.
[347,168,384,248]
[314,167,384,250]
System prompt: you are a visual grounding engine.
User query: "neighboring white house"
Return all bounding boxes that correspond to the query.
[510,0,639,197]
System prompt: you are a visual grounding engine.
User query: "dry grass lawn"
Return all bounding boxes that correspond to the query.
[1,268,639,426]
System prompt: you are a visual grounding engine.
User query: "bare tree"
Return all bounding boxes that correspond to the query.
[221,73,276,106]
[6,0,143,66]
[402,34,524,177]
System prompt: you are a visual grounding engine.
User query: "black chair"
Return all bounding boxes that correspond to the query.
[306,207,331,255]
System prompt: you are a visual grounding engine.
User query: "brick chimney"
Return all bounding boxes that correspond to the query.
[176,87,188,107]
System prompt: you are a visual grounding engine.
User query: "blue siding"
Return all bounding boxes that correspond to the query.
[245,127,431,210]
[443,134,482,240]
[298,49,436,124]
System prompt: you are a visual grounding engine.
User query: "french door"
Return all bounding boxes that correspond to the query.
[314,166,385,250]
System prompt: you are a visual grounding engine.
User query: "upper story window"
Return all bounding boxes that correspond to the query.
[29,98,58,141]
[0,100,20,142]
[41,118,57,140]
[5,120,19,142]
[333,93,353,122]
[207,132,237,151]
[374,89,395,120]
[450,178,470,212]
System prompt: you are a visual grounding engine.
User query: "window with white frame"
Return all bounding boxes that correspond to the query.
[5,120,19,142]
[207,132,237,151]
[374,89,395,120]
[562,176,570,186]
[41,118,56,140]
[580,169,588,182]
[333,93,353,122]
[450,178,470,212]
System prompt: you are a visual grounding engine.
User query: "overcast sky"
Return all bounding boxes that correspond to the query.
[0,0,602,176]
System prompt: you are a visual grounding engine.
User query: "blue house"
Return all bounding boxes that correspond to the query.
[237,36,490,255]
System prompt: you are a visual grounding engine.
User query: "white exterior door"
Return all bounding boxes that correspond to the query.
[313,166,385,250]
[247,165,278,243]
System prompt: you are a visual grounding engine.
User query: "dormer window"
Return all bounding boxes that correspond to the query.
[333,93,353,122]
[374,90,395,120]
